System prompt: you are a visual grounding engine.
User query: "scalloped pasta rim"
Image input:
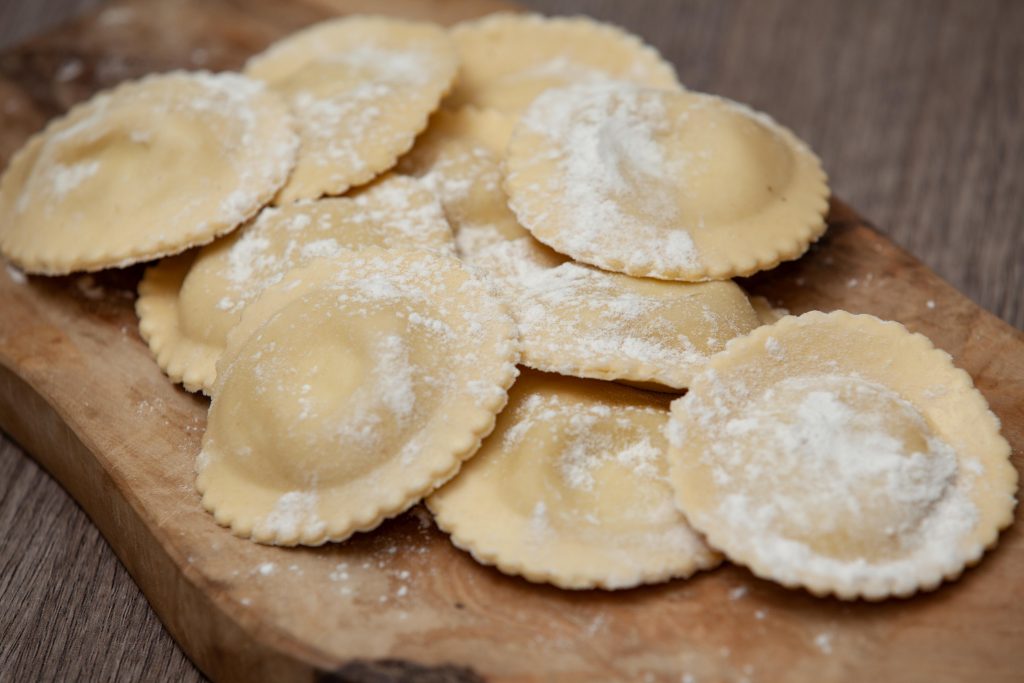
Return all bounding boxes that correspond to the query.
[136,251,220,394]
[667,310,1017,600]
[135,177,455,395]
[447,12,683,113]
[0,70,298,275]
[428,372,722,590]
[195,249,520,546]
[245,16,459,204]
[513,275,760,390]
[503,88,830,282]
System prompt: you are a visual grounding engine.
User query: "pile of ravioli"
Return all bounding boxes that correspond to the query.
[0,14,1015,601]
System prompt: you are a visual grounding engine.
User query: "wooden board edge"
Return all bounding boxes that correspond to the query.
[0,0,1021,678]
[3,204,1021,682]
[0,361,444,683]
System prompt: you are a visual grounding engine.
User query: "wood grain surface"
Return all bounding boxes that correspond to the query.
[0,0,1021,681]
[1,192,1022,681]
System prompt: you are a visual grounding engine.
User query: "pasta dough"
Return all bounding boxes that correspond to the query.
[397,107,526,259]
[667,311,1017,599]
[0,71,297,274]
[136,175,452,393]
[505,84,829,281]
[447,13,681,114]
[472,237,760,389]
[429,369,720,589]
[197,249,519,546]
[246,16,458,203]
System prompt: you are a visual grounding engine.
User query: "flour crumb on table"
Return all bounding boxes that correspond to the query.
[814,632,834,654]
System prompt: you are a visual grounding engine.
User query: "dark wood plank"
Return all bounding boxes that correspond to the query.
[0,0,105,49]
[0,439,202,681]
[0,0,1021,681]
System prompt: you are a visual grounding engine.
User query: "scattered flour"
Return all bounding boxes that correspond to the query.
[329,562,350,582]
[55,58,84,83]
[50,160,100,198]
[5,263,26,284]
[211,175,450,324]
[494,378,715,566]
[248,29,453,199]
[530,501,550,538]
[374,334,416,420]
[764,336,785,360]
[75,275,105,300]
[263,491,325,539]
[679,365,981,594]
[473,237,753,386]
[537,54,634,85]
[510,83,701,274]
[728,585,748,600]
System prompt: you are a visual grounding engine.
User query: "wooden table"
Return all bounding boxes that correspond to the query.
[1,0,1021,680]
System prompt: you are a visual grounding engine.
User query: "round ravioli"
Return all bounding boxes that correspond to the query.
[245,16,458,203]
[196,249,519,546]
[472,237,760,389]
[505,84,830,281]
[0,71,297,274]
[667,311,1017,600]
[447,13,681,114]
[137,175,452,394]
[428,369,720,589]
[398,107,527,259]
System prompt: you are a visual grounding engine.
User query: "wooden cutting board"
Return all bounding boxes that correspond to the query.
[1,0,1022,681]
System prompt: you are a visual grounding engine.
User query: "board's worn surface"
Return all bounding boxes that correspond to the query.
[1,0,1022,681]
